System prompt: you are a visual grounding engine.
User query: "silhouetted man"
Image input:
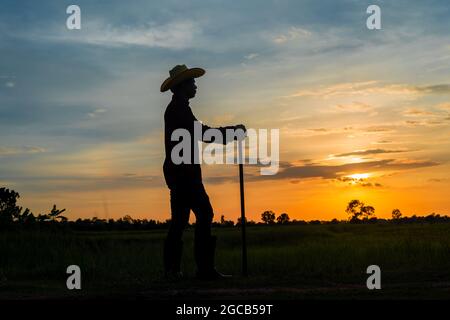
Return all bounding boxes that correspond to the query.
[160,65,246,280]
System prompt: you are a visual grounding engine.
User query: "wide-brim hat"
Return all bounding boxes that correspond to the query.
[160,64,205,92]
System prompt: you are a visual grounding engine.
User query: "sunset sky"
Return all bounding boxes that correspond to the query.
[1,0,449,222]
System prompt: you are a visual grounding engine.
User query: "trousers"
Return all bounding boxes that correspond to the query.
[166,181,214,244]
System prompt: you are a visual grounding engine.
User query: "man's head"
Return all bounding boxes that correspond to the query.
[170,78,197,99]
[160,65,204,99]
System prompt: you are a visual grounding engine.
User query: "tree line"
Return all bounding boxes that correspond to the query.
[1,187,449,231]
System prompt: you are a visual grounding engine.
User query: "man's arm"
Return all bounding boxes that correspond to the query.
[188,107,246,144]
[205,124,240,144]
[199,120,246,144]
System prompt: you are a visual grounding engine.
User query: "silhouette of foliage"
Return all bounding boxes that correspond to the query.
[0,187,67,229]
[2,188,450,231]
[346,199,375,222]
[277,213,290,224]
[392,208,402,220]
[0,187,21,224]
[261,210,276,224]
[220,215,235,227]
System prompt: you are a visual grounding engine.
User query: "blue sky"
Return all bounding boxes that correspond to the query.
[1,0,449,220]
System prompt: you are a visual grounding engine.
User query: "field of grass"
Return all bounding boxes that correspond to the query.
[1,222,450,299]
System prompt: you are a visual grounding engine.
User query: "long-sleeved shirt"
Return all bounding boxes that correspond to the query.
[163,94,234,188]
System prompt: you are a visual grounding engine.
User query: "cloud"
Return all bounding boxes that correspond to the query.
[0,146,46,156]
[403,119,446,127]
[247,158,439,182]
[287,124,395,138]
[4,81,15,88]
[363,125,395,133]
[335,102,372,112]
[336,176,383,188]
[87,108,107,119]
[333,148,411,158]
[286,81,382,98]
[244,53,259,60]
[359,182,383,188]
[6,173,164,193]
[286,81,450,99]
[417,84,450,94]
[402,108,434,116]
[204,157,438,185]
[0,102,93,126]
[0,99,152,142]
[372,140,392,144]
[273,26,311,44]
[35,20,201,49]
[324,102,377,115]
[437,103,450,111]
[308,128,328,132]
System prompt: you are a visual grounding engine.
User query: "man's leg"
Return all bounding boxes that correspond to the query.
[191,184,213,243]
[164,186,190,278]
[191,184,230,279]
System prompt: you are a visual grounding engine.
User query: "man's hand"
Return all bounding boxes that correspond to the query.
[234,124,247,141]
[235,124,247,133]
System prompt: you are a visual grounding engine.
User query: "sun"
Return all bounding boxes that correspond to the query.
[346,173,370,180]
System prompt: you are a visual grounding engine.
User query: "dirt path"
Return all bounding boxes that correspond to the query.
[137,281,450,299]
[2,281,449,300]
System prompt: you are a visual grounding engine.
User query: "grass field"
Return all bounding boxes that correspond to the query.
[1,222,450,299]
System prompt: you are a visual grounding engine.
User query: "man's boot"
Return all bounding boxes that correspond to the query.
[195,235,231,280]
[163,239,184,280]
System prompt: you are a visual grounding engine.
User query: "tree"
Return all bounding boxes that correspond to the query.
[236,217,247,226]
[361,205,375,218]
[392,209,402,220]
[0,188,19,211]
[48,205,67,222]
[346,200,363,221]
[220,215,234,227]
[122,214,134,224]
[276,213,290,224]
[1,187,67,226]
[0,187,21,224]
[346,200,375,222]
[261,210,276,224]
[35,205,67,223]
